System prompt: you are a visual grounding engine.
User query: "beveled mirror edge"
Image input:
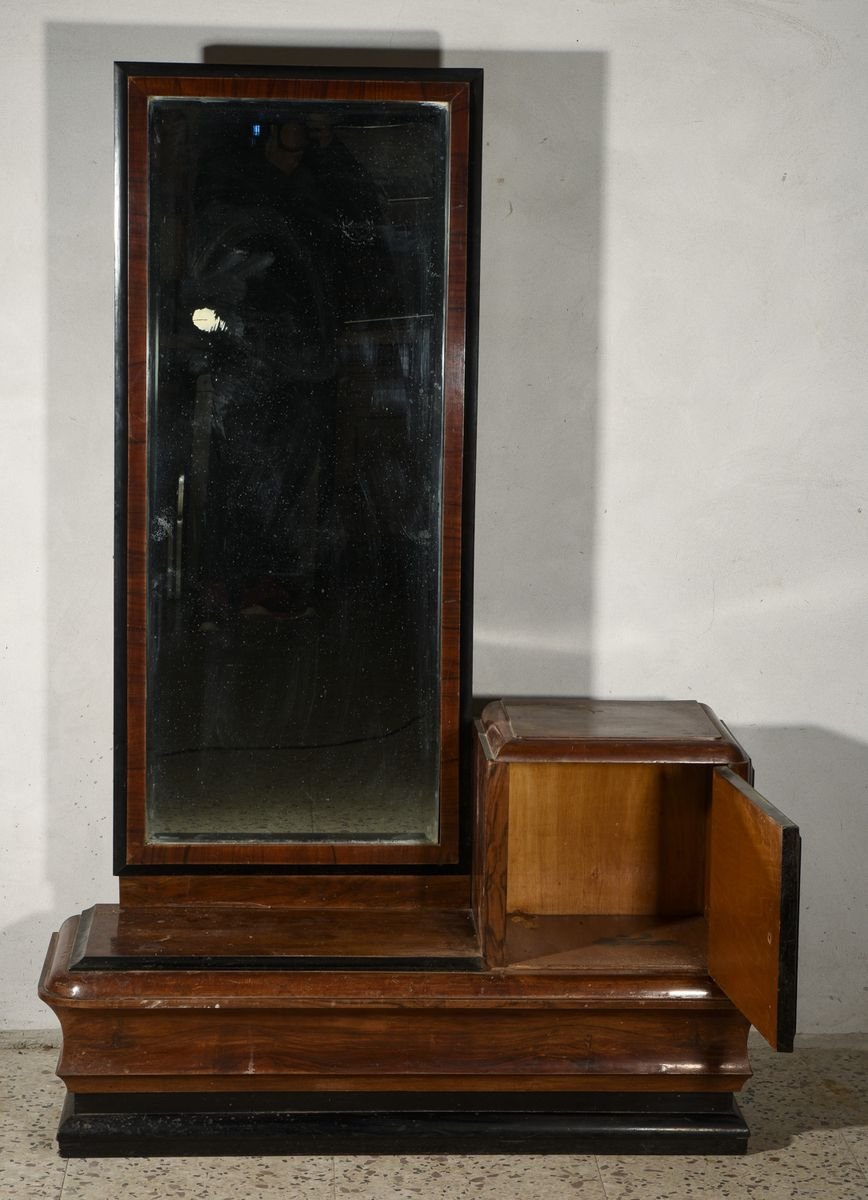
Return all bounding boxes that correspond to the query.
[113,62,483,875]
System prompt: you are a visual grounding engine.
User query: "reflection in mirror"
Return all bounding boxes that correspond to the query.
[146,99,448,843]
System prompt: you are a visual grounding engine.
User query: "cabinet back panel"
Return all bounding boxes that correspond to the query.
[506,764,707,916]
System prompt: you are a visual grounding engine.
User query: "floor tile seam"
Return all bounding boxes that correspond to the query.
[55,1155,68,1199]
[840,1123,868,1143]
[592,1153,611,1198]
[790,1126,868,1189]
[838,1130,868,1187]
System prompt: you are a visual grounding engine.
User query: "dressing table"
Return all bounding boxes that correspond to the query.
[40,63,799,1156]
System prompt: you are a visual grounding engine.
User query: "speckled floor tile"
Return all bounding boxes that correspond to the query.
[0,1049,66,1198]
[2,1038,868,1199]
[60,1156,335,1199]
[0,1045,66,1148]
[596,1132,867,1199]
[333,1154,604,1198]
[840,1126,868,1173]
[739,1037,868,1151]
[0,1046,65,1198]
[0,1043,63,1104]
[596,1039,868,1199]
[0,1153,67,1200]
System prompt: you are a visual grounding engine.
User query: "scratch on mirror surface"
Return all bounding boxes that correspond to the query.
[344,313,434,324]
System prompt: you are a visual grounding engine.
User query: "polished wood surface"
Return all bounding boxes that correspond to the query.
[707,766,800,1051]
[120,68,479,869]
[72,904,478,965]
[60,1073,750,1095]
[42,916,729,1009]
[41,916,751,1096]
[479,699,749,765]
[503,915,707,974]
[53,1006,749,1089]
[472,738,509,965]
[119,874,472,909]
[506,763,707,916]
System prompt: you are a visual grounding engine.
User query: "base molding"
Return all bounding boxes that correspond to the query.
[43,911,755,1156]
[57,1091,749,1157]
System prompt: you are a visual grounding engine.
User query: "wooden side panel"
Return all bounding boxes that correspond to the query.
[53,1006,750,1091]
[707,767,800,1051]
[119,875,471,909]
[506,763,708,916]
[473,736,509,966]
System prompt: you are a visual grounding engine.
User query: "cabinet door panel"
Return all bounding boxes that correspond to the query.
[708,766,800,1051]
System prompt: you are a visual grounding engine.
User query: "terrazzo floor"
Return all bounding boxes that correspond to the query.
[2,1033,866,1199]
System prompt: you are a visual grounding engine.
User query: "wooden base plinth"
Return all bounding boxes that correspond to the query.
[57,1091,749,1157]
[41,909,755,1157]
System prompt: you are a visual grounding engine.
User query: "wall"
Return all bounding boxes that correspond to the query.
[2,1,866,1033]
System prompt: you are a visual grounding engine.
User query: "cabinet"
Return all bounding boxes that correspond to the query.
[475,699,800,1052]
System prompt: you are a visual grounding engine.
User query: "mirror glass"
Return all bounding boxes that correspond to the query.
[145,98,448,843]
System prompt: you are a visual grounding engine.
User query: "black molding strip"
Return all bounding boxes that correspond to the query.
[57,1092,749,1157]
[71,1090,741,1115]
[112,63,130,877]
[776,823,801,1052]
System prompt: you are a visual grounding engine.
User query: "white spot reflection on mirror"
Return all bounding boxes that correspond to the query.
[192,307,228,334]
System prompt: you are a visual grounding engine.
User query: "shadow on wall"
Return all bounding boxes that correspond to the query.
[202,41,607,699]
[733,724,868,1036]
[202,45,443,68]
[42,24,605,934]
[458,49,604,700]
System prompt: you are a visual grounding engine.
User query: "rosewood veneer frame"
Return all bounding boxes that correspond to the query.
[116,64,481,871]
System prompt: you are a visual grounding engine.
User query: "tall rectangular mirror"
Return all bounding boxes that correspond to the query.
[116,66,481,868]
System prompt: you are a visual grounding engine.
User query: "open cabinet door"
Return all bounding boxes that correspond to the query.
[707,766,801,1051]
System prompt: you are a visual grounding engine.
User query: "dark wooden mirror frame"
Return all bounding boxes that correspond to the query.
[114,64,483,872]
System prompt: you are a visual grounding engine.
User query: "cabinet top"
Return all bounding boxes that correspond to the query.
[477,699,749,765]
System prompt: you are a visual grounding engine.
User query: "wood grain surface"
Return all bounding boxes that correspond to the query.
[503,914,708,974]
[52,1005,750,1090]
[707,766,800,1051]
[119,874,472,909]
[473,737,510,965]
[479,699,750,765]
[506,763,708,916]
[72,903,479,963]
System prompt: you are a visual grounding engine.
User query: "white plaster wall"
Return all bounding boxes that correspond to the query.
[1,1,866,1034]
